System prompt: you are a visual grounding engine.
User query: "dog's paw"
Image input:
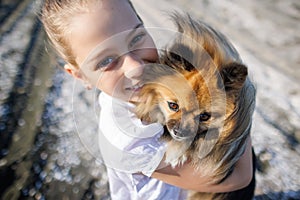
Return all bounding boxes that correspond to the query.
[164,141,190,168]
[166,154,188,168]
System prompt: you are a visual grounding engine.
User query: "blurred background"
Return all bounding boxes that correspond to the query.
[0,0,299,199]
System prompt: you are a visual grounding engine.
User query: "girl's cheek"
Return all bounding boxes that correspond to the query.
[93,73,105,90]
[96,74,116,92]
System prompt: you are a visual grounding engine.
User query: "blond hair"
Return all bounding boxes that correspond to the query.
[40,0,140,68]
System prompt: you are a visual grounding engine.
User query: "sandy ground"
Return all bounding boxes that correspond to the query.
[1,0,299,199]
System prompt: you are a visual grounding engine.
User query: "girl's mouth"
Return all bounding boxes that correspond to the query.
[126,83,143,92]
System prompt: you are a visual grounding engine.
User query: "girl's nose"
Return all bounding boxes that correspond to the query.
[123,53,144,79]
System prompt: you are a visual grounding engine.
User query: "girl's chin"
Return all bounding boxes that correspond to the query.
[127,92,142,103]
[128,96,141,103]
[111,92,141,103]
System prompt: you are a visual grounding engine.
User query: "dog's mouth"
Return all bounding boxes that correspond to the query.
[166,119,194,141]
[169,128,195,141]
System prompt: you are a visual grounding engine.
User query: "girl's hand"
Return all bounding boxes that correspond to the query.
[152,136,253,193]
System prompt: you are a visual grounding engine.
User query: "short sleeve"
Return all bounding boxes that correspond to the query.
[98,92,166,176]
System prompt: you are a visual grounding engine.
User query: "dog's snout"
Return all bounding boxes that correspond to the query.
[167,119,182,136]
[167,119,179,131]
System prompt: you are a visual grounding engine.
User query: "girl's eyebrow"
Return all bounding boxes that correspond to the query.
[126,23,144,41]
[81,23,145,69]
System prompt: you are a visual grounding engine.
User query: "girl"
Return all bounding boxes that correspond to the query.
[41,0,254,199]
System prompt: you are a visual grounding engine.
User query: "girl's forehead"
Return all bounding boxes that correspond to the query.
[72,1,141,41]
[69,0,141,65]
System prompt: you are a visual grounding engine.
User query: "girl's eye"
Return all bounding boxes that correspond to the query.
[167,101,179,112]
[129,32,146,48]
[96,56,116,70]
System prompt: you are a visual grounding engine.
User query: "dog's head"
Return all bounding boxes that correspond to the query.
[135,13,255,150]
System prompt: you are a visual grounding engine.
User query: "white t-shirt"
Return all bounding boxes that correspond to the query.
[98,92,187,200]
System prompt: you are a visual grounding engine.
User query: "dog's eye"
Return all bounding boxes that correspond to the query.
[167,101,179,112]
[199,112,211,121]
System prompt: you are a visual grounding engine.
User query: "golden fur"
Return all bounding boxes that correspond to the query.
[135,13,256,200]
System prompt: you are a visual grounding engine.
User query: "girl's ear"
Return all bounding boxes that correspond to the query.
[64,64,83,79]
[64,64,92,90]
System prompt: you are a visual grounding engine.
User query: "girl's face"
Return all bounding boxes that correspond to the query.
[67,0,158,102]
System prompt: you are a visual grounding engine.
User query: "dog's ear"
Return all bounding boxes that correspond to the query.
[135,87,155,121]
[135,87,165,123]
[219,62,248,91]
[163,44,195,72]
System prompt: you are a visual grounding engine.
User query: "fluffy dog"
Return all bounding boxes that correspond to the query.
[135,13,256,200]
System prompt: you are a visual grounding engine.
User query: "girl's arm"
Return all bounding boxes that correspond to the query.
[151,136,253,193]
